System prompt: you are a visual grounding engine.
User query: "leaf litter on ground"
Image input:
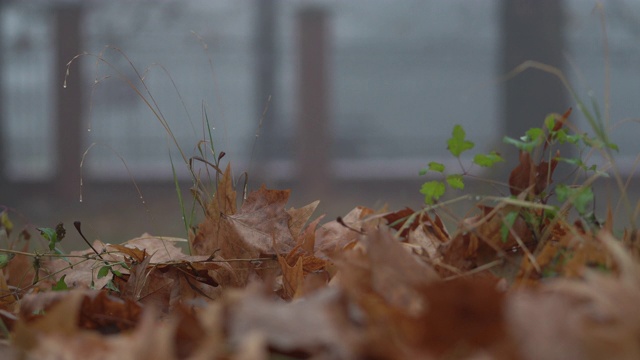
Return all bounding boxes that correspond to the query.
[1,162,640,359]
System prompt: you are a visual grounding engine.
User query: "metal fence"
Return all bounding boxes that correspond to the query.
[2,1,639,183]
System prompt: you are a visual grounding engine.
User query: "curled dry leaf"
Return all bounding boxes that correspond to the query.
[314,206,376,260]
[384,207,450,242]
[509,151,559,197]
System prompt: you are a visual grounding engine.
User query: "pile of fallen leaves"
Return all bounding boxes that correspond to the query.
[2,163,640,359]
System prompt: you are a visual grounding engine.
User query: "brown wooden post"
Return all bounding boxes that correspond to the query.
[501,0,567,169]
[296,7,331,196]
[253,0,278,181]
[53,4,84,200]
[0,0,6,187]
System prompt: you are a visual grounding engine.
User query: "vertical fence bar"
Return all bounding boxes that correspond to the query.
[296,7,331,196]
[53,4,84,199]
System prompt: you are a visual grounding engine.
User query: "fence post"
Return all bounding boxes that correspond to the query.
[253,0,278,182]
[53,4,84,200]
[296,7,331,196]
[0,0,5,187]
[500,0,567,168]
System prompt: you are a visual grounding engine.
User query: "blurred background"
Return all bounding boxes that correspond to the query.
[1,0,639,248]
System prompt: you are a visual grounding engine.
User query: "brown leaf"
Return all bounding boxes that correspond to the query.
[13,290,86,352]
[113,234,189,263]
[15,303,177,360]
[535,154,559,195]
[363,229,439,311]
[509,151,534,196]
[297,214,325,254]
[407,223,442,260]
[439,205,533,277]
[516,228,612,286]
[383,207,415,237]
[192,184,296,286]
[191,163,238,257]
[116,258,230,312]
[314,206,375,259]
[409,278,515,358]
[287,200,320,238]
[544,107,573,151]
[78,291,143,333]
[18,290,142,335]
[509,151,559,196]
[42,240,116,290]
[507,274,640,360]
[120,254,153,301]
[4,241,39,291]
[209,162,238,217]
[277,254,304,300]
[227,185,296,255]
[226,284,364,358]
[108,243,147,263]
[0,269,16,311]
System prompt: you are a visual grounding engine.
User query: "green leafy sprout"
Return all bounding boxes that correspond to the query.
[420,104,617,239]
[420,124,504,205]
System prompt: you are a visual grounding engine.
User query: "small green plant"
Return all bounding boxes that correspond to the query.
[422,109,611,205]
[96,262,127,293]
[37,223,66,253]
[419,104,621,251]
[419,124,504,205]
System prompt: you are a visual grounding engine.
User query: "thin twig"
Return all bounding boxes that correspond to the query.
[73,221,104,260]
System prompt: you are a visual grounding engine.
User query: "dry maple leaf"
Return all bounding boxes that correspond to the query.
[192,173,300,286]
[287,200,320,239]
[226,185,297,255]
